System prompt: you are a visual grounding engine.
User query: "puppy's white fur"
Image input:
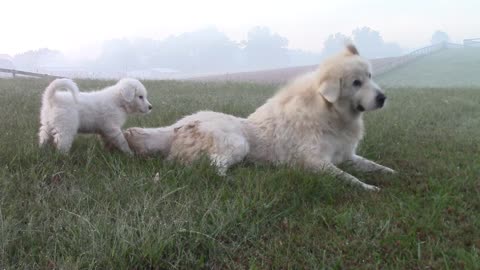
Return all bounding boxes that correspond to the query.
[39,78,152,154]
[124,45,395,190]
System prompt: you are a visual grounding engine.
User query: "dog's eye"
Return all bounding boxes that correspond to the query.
[353,80,362,87]
[138,96,144,99]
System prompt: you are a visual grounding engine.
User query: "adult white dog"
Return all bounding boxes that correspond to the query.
[124,45,395,190]
[39,78,152,154]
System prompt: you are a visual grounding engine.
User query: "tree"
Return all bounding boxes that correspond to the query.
[322,33,350,57]
[352,27,402,58]
[243,27,290,69]
[431,30,450,45]
[13,48,66,70]
[96,39,139,72]
[89,27,323,73]
[320,27,403,59]
[95,28,243,73]
[154,27,242,72]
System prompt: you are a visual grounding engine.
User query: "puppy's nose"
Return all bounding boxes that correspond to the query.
[148,105,152,110]
[376,93,386,107]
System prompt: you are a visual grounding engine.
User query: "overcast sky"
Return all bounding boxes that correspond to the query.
[1,0,478,57]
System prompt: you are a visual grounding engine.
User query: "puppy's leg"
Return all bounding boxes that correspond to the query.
[305,158,380,191]
[99,133,116,152]
[347,155,396,174]
[53,131,74,154]
[38,125,52,147]
[102,128,133,155]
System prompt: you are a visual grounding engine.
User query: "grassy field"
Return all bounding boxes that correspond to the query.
[0,77,479,269]
[378,47,480,88]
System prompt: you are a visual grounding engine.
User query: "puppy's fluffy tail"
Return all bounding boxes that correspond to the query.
[43,78,80,104]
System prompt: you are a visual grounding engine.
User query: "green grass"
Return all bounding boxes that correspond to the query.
[0,77,479,269]
[378,47,480,88]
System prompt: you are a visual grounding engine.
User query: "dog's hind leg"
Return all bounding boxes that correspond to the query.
[210,133,249,176]
[38,125,52,147]
[210,154,234,176]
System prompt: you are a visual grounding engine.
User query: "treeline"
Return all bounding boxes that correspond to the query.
[7,27,450,73]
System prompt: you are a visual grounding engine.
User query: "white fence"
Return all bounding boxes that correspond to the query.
[0,67,62,79]
[373,42,463,75]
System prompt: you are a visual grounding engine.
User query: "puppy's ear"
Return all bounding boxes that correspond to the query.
[120,87,135,102]
[318,79,341,103]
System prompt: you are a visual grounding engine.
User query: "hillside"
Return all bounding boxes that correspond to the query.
[378,47,480,88]
[189,47,480,87]
[190,57,401,84]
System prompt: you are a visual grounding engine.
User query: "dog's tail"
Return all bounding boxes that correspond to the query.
[124,126,176,156]
[43,78,80,104]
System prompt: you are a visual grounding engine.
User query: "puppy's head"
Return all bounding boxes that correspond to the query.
[118,78,153,114]
[316,44,386,113]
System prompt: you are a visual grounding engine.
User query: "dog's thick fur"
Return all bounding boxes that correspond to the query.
[124,45,395,190]
[39,78,152,154]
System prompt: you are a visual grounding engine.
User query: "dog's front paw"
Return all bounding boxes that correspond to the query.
[382,167,396,174]
[362,183,380,191]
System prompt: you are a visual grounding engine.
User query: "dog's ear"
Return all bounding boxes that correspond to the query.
[345,44,359,56]
[318,79,341,103]
[120,86,135,102]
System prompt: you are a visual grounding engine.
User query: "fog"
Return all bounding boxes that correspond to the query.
[0,0,478,78]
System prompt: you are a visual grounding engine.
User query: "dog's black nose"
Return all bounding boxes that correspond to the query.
[376,93,386,107]
[148,105,152,110]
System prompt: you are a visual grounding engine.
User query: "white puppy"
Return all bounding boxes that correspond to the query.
[124,45,395,191]
[39,78,152,154]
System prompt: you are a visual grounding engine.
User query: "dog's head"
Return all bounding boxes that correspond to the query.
[118,78,152,114]
[316,44,386,114]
